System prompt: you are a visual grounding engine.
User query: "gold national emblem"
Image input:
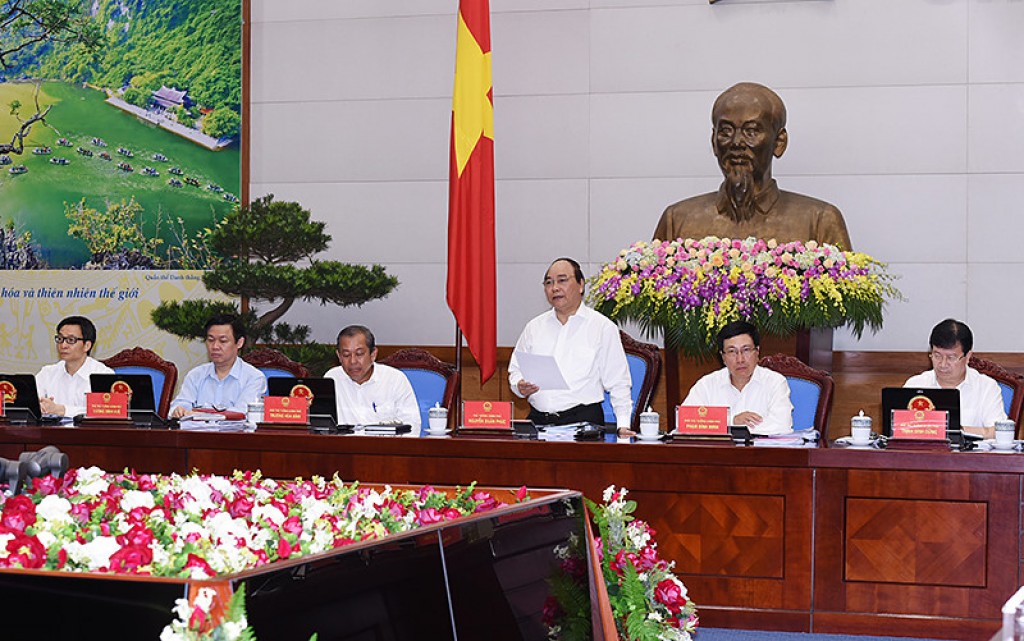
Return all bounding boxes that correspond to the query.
[697,406,708,417]
[111,380,133,400]
[281,397,290,407]
[915,410,925,420]
[0,381,16,403]
[290,384,314,407]
[908,395,935,412]
[103,392,111,403]
[483,401,492,412]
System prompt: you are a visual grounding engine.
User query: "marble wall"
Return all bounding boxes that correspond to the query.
[250,0,1024,353]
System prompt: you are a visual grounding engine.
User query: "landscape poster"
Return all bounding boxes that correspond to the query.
[0,0,243,270]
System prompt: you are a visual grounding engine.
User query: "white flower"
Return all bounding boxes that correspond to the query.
[66,536,120,571]
[36,530,56,550]
[75,466,110,496]
[193,586,217,613]
[35,495,72,525]
[121,489,155,511]
[0,532,14,558]
[252,502,286,527]
[206,474,233,498]
[602,485,617,503]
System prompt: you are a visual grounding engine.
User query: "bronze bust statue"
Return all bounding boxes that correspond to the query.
[653,82,852,249]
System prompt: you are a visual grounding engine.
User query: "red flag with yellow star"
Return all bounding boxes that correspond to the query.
[447,0,496,383]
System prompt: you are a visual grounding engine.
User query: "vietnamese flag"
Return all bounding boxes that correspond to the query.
[446,0,496,383]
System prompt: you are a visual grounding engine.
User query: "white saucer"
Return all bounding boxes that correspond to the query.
[425,429,451,437]
[991,440,1016,451]
[849,438,873,447]
[635,433,663,442]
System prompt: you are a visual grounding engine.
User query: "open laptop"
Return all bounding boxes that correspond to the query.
[90,373,163,426]
[881,387,961,438]
[266,377,339,428]
[0,374,43,423]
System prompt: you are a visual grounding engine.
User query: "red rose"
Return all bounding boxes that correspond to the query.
[471,491,500,512]
[31,475,60,495]
[108,544,153,573]
[654,578,687,614]
[276,537,293,559]
[1,495,37,532]
[3,532,46,569]
[442,508,461,520]
[541,594,563,626]
[516,486,529,501]
[70,502,91,524]
[184,553,215,577]
[119,524,154,547]
[227,496,254,518]
[416,507,443,525]
[281,515,303,535]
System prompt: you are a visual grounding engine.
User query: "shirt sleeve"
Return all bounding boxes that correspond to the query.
[229,369,268,414]
[752,372,794,435]
[170,368,200,413]
[975,377,1008,428]
[508,328,529,397]
[599,325,633,428]
[394,375,422,433]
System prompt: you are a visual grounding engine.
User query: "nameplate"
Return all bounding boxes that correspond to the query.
[86,392,129,419]
[891,409,948,440]
[462,401,512,429]
[676,405,729,436]
[264,395,309,424]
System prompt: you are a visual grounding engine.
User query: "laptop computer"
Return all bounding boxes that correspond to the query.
[266,377,339,428]
[880,387,961,438]
[90,373,163,425]
[0,374,43,423]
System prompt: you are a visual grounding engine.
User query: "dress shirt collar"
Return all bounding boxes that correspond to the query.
[715,179,780,221]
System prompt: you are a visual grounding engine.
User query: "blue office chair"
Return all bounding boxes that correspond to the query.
[378,348,459,435]
[968,356,1024,437]
[758,353,834,442]
[102,347,178,418]
[242,347,309,380]
[601,331,661,430]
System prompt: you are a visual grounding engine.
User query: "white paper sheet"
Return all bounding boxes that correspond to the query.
[516,353,569,390]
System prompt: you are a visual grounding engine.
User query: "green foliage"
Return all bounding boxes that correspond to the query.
[204,262,398,307]
[201,106,240,139]
[274,343,337,377]
[65,197,164,263]
[121,86,149,108]
[0,0,105,71]
[0,219,46,269]
[149,299,241,341]
[209,195,329,264]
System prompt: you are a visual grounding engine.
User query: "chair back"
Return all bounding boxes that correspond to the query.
[378,348,459,432]
[101,347,178,418]
[967,356,1024,436]
[601,331,662,430]
[758,353,834,439]
[242,347,309,380]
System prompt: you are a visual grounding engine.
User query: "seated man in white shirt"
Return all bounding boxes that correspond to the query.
[681,320,793,435]
[904,318,1005,439]
[324,325,421,434]
[170,314,267,418]
[508,257,632,429]
[36,315,114,417]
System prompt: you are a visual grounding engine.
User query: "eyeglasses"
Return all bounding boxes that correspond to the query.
[542,276,574,288]
[722,346,758,359]
[54,335,84,345]
[929,352,965,366]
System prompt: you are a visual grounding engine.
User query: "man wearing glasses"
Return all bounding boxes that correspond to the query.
[508,257,632,428]
[36,315,114,417]
[904,318,1005,439]
[681,320,793,434]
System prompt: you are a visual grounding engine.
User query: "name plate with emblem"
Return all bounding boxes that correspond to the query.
[263,395,309,425]
[86,392,129,419]
[675,405,730,438]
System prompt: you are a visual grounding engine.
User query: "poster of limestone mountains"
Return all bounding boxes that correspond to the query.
[0,0,242,269]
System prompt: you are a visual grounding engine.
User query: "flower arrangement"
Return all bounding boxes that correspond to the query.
[543,487,698,641]
[0,467,517,639]
[590,236,900,357]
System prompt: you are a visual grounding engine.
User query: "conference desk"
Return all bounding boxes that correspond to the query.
[0,426,1016,640]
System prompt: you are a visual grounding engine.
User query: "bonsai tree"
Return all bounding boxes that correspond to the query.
[152,194,398,344]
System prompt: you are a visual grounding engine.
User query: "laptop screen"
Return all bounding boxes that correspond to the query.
[266,377,338,424]
[881,387,961,436]
[0,374,43,422]
[90,373,158,415]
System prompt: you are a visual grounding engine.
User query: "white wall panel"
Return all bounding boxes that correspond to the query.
[495,180,590,262]
[966,263,1024,351]
[967,174,1024,262]
[968,84,1024,173]
[590,0,966,94]
[493,95,590,179]
[249,99,450,184]
[492,11,589,97]
[969,0,1024,83]
[251,17,453,103]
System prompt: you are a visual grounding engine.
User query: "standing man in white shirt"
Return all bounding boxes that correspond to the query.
[904,318,1005,439]
[681,320,793,435]
[170,314,267,418]
[36,316,114,417]
[324,325,421,433]
[508,257,632,428]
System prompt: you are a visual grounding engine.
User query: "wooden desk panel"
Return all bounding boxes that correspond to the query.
[1,427,1015,639]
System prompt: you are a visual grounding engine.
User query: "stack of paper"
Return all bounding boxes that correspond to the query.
[538,425,578,442]
[179,419,250,432]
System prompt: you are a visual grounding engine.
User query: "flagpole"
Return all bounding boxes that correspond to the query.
[454,325,463,430]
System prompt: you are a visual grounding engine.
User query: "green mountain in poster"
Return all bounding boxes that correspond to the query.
[0,0,242,268]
